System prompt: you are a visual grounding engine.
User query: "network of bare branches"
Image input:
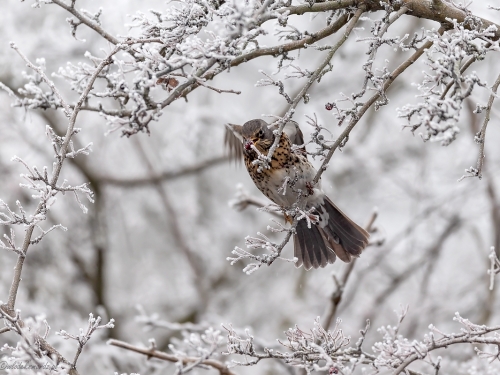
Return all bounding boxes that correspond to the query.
[0,0,499,374]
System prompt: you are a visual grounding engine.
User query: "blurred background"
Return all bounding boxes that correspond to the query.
[0,1,499,374]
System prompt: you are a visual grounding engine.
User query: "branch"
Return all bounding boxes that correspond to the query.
[260,6,365,171]
[277,0,500,39]
[5,44,120,311]
[99,155,229,187]
[229,13,350,68]
[488,247,500,290]
[475,72,500,177]
[108,339,236,375]
[312,27,446,186]
[459,71,500,180]
[10,43,71,116]
[0,305,74,371]
[51,0,120,44]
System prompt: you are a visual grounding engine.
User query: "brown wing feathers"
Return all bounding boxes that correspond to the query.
[294,220,336,270]
[224,123,244,163]
[293,199,369,270]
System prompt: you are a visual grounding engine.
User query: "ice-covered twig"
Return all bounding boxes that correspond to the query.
[227,228,296,275]
[488,247,500,290]
[0,304,72,369]
[57,313,115,367]
[458,71,500,181]
[10,43,71,116]
[353,4,409,101]
[108,327,233,375]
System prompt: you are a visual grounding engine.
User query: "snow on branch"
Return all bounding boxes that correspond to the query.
[57,313,115,368]
[0,36,120,375]
[109,308,500,374]
[0,305,113,374]
[398,16,500,146]
[459,71,500,181]
[488,247,500,291]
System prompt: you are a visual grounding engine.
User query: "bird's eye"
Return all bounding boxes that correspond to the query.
[257,130,264,138]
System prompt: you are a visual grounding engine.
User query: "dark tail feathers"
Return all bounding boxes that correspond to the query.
[293,197,369,270]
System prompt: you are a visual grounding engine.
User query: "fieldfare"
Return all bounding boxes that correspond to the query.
[225,119,369,270]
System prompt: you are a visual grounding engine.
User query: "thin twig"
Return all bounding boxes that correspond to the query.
[11,43,71,116]
[475,72,500,179]
[51,0,120,44]
[439,55,478,100]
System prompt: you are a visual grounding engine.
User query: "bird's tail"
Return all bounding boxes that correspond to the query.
[293,197,369,270]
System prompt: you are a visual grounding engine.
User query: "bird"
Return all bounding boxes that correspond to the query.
[225,119,369,270]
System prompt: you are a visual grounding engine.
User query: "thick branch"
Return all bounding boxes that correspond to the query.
[279,0,500,39]
[392,333,500,374]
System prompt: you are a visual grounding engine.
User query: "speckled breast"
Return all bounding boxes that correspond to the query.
[244,135,301,206]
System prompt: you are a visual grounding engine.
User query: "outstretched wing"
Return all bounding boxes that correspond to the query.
[277,120,305,151]
[224,123,244,163]
[224,120,305,162]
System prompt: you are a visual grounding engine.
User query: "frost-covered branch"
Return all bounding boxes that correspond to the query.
[488,247,500,290]
[0,306,114,374]
[0,40,119,375]
[51,0,120,44]
[108,328,235,375]
[399,17,499,146]
[3,44,118,312]
[459,71,500,181]
[111,308,500,374]
[19,0,500,140]
[57,313,115,368]
[255,6,365,172]
[314,26,446,186]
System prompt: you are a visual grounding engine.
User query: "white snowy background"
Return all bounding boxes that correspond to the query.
[0,1,499,374]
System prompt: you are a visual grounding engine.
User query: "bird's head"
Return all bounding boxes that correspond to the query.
[241,119,274,153]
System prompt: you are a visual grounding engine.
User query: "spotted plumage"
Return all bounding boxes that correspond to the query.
[225,119,369,270]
